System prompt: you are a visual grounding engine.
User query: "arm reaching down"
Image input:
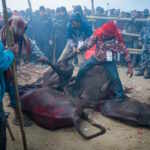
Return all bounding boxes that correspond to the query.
[115,28,133,77]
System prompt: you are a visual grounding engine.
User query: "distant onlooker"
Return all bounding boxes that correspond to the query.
[52,6,68,62]
[96,6,104,16]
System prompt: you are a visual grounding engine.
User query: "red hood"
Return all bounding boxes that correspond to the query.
[94,21,124,43]
[85,21,124,60]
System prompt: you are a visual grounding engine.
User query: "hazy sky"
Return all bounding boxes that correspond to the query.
[0,0,150,12]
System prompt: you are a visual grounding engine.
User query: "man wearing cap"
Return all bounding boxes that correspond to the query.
[135,21,150,78]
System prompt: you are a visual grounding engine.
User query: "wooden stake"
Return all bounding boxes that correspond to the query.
[91,0,95,30]
[52,33,56,64]
[27,0,32,12]
[91,0,95,15]
[27,0,33,18]
[1,0,28,150]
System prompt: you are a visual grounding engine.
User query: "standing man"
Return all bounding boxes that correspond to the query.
[52,7,68,63]
[35,6,53,60]
[1,15,32,126]
[135,22,150,78]
[0,41,17,150]
[27,6,53,61]
[73,5,85,20]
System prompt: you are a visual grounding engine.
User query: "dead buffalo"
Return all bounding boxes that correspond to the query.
[20,63,110,139]
[21,87,106,140]
[20,62,150,139]
[101,99,150,127]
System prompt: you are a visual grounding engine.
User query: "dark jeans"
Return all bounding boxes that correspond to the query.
[76,57,124,99]
[0,102,6,150]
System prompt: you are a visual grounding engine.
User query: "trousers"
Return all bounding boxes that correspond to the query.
[76,57,124,99]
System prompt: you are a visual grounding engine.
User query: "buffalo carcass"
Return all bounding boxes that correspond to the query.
[20,62,150,138]
[42,63,112,101]
[21,86,106,140]
[20,63,109,139]
[101,99,150,127]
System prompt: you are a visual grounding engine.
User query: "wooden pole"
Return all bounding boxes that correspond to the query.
[91,0,95,30]
[27,0,32,12]
[27,0,32,18]
[91,0,95,15]
[1,0,28,150]
[6,120,15,141]
[52,33,56,64]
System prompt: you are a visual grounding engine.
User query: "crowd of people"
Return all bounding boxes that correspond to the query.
[0,6,150,62]
[0,5,150,150]
[95,7,150,18]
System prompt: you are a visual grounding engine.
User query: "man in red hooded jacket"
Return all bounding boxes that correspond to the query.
[74,21,133,101]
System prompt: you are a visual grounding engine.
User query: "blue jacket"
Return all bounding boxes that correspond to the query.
[67,18,92,41]
[0,41,14,102]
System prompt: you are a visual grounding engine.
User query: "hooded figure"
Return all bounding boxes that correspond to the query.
[28,6,53,60]
[58,13,92,66]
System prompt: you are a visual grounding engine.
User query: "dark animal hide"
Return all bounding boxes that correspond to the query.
[20,62,150,139]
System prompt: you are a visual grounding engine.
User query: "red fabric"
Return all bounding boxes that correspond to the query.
[1,15,31,57]
[21,88,74,130]
[85,45,96,60]
[85,21,125,60]
[84,21,130,63]
[94,21,124,44]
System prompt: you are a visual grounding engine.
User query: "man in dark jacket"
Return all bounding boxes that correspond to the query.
[28,6,53,61]
[52,7,68,63]
[58,13,92,66]
[135,22,150,78]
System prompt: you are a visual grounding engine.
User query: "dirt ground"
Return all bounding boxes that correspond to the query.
[5,67,150,150]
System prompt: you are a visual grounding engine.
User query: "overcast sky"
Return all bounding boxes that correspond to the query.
[0,0,150,12]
